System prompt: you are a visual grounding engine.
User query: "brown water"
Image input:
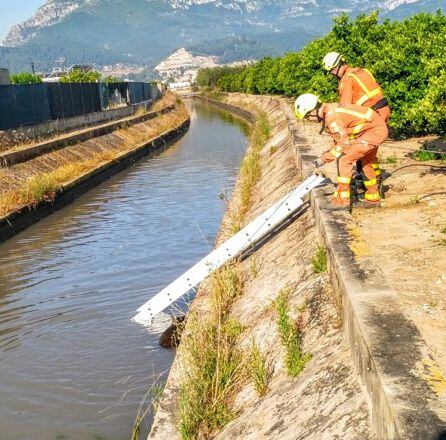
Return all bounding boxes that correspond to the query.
[0,100,249,440]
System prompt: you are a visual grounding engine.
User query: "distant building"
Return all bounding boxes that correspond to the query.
[0,68,10,85]
[42,64,94,82]
[169,81,191,90]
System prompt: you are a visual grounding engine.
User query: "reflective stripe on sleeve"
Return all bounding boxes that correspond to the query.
[364,178,377,187]
[330,146,343,158]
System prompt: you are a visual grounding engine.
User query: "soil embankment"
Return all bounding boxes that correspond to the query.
[149,96,371,440]
[0,93,190,243]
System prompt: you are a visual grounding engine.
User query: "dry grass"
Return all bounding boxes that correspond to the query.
[151,91,177,111]
[178,265,247,440]
[0,103,188,217]
[229,112,270,233]
[346,222,372,259]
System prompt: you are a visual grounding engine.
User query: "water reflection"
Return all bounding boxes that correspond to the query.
[0,99,248,440]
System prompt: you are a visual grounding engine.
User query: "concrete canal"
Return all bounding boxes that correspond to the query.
[0,100,249,440]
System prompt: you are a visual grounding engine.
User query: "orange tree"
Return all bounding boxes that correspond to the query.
[216,11,446,137]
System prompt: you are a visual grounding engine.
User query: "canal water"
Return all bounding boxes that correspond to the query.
[0,100,249,440]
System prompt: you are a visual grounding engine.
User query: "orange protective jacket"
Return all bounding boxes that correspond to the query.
[320,103,386,161]
[338,67,386,108]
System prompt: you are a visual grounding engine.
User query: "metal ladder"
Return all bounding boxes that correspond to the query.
[133,173,325,325]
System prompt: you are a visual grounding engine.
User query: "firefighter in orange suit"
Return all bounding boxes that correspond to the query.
[322,52,390,123]
[322,52,391,186]
[294,93,388,209]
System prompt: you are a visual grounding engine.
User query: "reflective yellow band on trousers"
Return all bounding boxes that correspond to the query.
[337,176,351,184]
[334,190,351,199]
[364,178,377,187]
[365,192,380,201]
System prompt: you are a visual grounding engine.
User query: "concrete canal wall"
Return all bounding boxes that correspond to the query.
[0,96,190,243]
[149,95,446,439]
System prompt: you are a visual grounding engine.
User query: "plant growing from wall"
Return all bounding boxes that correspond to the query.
[274,288,311,377]
[60,69,101,83]
[249,337,270,396]
[311,245,327,274]
[10,72,43,84]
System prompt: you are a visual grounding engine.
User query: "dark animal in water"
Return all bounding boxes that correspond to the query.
[159,315,186,348]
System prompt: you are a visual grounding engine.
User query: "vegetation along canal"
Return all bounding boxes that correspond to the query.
[0,99,249,440]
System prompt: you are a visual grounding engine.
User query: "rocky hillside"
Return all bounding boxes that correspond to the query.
[1,0,444,72]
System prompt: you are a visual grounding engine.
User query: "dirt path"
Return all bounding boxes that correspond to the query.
[354,138,446,380]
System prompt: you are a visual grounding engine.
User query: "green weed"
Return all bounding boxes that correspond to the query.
[384,154,397,164]
[274,288,311,377]
[311,246,327,274]
[249,337,269,396]
[411,150,440,161]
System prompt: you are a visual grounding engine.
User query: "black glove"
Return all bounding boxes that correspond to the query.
[313,158,325,168]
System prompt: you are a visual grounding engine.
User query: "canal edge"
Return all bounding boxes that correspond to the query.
[0,114,190,244]
[0,103,176,167]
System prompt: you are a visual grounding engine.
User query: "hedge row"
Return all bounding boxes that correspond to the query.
[213,12,446,137]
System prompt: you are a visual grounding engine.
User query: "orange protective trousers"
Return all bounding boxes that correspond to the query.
[337,117,388,202]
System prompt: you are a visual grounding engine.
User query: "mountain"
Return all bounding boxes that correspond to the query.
[1,0,444,73]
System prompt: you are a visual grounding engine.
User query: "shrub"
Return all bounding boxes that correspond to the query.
[10,72,43,84]
[60,69,101,83]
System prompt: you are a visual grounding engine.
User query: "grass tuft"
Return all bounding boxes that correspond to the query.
[274,288,311,377]
[411,149,441,161]
[311,245,327,273]
[249,337,269,396]
[178,265,246,440]
[384,154,397,164]
[229,112,270,233]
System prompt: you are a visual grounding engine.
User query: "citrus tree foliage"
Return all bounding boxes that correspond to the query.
[60,69,101,83]
[102,75,121,83]
[10,72,43,84]
[217,12,446,137]
[196,66,246,87]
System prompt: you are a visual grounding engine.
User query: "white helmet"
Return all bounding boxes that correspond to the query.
[322,51,344,71]
[294,93,319,120]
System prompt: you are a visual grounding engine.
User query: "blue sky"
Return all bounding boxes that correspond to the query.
[0,0,44,41]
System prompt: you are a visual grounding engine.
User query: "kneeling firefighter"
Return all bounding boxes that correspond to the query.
[294,93,388,209]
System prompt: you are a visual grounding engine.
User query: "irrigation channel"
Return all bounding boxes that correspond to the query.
[0,99,250,440]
